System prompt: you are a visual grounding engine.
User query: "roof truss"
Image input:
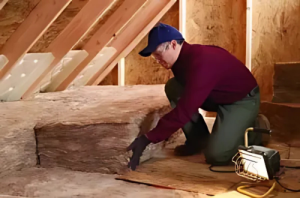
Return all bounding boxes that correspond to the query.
[0,0,71,80]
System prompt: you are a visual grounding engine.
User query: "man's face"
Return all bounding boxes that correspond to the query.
[151,41,176,69]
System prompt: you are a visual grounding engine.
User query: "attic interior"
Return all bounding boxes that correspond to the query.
[0,0,300,197]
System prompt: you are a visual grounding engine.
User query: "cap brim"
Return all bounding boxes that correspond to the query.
[139,45,157,57]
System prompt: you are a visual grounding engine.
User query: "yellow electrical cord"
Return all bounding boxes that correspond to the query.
[237,181,276,198]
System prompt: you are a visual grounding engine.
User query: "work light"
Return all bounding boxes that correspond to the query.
[232,127,280,197]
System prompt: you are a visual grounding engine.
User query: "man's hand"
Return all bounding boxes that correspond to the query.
[126,135,151,170]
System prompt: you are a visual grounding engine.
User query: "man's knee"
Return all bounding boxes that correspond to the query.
[204,146,236,165]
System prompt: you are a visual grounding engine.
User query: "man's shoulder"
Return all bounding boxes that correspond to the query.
[187,43,228,56]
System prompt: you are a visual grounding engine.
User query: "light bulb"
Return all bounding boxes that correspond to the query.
[21,73,26,77]
[34,59,38,63]
[8,87,13,91]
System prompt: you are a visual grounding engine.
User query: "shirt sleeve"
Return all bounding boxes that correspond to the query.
[146,58,223,143]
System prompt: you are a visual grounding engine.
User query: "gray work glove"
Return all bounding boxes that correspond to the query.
[126,135,151,170]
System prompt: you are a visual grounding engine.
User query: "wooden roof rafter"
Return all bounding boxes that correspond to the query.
[21,0,115,99]
[0,0,72,80]
[47,0,149,92]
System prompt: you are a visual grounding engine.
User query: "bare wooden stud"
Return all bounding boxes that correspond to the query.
[90,0,176,85]
[22,0,114,98]
[52,0,148,91]
[179,0,186,38]
[246,0,252,70]
[118,58,125,86]
[0,0,71,80]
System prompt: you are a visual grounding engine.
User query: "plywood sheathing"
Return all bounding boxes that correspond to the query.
[0,0,41,51]
[252,0,300,101]
[117,158,243,195]
[272,62,300,103]
[186,0,246,64]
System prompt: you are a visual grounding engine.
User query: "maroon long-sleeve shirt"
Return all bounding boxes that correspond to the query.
[146,42,258,143]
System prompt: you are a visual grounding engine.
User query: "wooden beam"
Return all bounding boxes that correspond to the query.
[280,159,300,168]
[118,58,125,86]
[0,0,8,10]
[51,0,148,91]
[22,0,114,98]
[0,0,71,80]
[179,0,186,38]
[90,0,176,85]
[246,0,252,70]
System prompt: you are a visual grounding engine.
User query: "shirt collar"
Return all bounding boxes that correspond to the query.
[172,41,192,71]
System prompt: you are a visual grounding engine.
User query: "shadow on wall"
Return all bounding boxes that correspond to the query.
[251,0,300,101]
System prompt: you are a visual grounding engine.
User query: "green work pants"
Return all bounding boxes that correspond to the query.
[165,78,262,165]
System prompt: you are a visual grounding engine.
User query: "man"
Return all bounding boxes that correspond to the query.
[127,23,269,170]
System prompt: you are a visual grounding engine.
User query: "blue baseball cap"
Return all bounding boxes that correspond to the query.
[139,23,184,57]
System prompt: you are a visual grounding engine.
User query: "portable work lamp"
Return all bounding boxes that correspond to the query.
[232,127,281,197]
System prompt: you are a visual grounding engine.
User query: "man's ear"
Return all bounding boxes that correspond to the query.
[171,40,177,49]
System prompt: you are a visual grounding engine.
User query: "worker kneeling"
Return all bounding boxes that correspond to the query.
[127,23,269,170]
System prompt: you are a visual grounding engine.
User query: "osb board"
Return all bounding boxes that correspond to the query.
[186,0,246,64]
[272,62,300,103]
[0,0,41,51]
[100,1,178,85]
[260,102,300,147]
[252,0,300,101]
[117,158,243,196]
[29,0,89,52]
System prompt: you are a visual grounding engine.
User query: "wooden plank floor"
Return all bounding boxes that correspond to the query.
[117,156,243,196]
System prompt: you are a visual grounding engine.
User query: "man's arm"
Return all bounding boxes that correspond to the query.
[146,59,223,143]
